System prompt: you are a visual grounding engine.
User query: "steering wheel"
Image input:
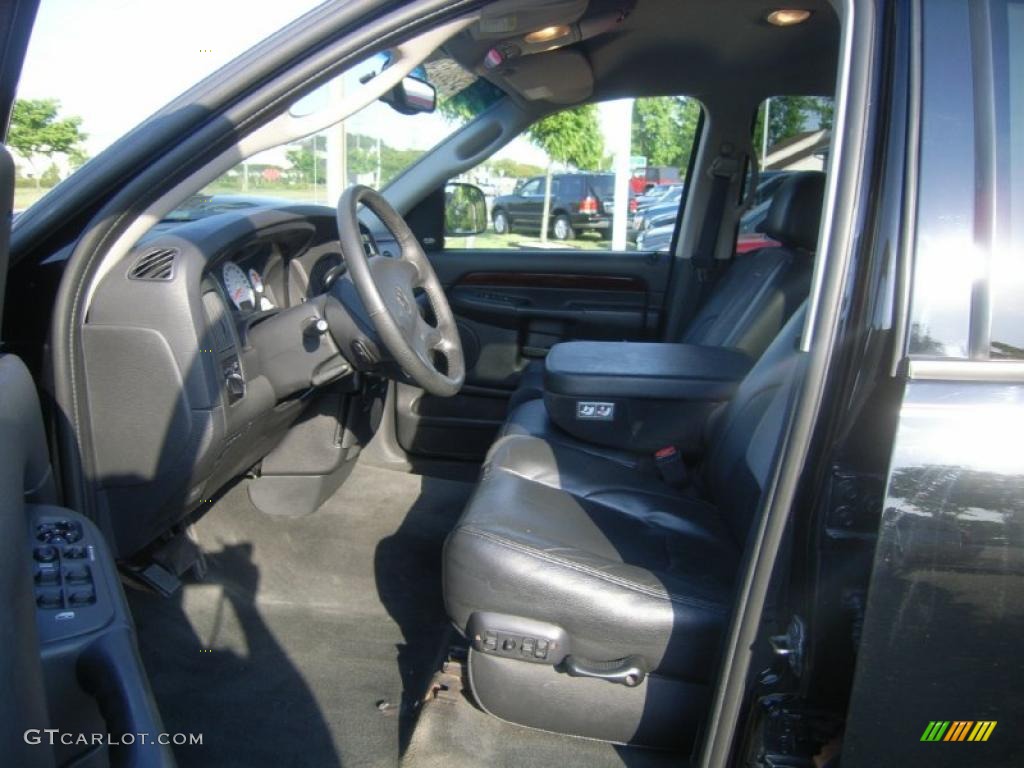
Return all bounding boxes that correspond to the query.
[336,185,464,397]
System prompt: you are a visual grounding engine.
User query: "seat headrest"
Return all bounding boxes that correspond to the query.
[757,171,826,251]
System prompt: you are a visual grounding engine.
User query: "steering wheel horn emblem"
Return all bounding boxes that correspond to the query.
[394,286,413,317]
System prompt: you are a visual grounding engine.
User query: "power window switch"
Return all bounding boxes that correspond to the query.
[36,590,63,609]
[483,631,497,651]
[521,638,535,655]
[34,546,59,563]
[64,566,91,586]
[35,568,60,587]
[68,589,96,606]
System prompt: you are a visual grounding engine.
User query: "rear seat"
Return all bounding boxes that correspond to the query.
[507,170,825,412]
[443,303,808,748]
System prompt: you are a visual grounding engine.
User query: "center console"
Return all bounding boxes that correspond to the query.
[542,341,753,455]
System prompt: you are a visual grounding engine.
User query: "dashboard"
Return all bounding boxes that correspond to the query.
[82,202,391,557]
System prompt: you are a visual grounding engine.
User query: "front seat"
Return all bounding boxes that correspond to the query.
[443,304,808,749]
[507,170,825,412]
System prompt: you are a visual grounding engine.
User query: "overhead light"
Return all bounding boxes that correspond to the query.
[766,9,812,26]
[524,24,572,44]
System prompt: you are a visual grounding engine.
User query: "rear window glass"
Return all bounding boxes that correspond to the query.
[589,176,615,197]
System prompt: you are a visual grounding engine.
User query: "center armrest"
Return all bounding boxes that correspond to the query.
[542,341,753,455]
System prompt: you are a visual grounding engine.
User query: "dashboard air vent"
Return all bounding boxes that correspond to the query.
[129,248,177,280]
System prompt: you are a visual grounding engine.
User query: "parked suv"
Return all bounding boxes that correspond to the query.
[490,172,634,240]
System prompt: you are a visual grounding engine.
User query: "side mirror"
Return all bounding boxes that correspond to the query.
[381,74,437,115]
[444,183,488,236]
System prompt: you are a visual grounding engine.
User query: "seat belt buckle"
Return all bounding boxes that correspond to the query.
[654,446,689,488]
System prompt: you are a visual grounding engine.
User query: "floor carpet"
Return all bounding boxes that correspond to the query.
[128,464,472,768]
[128,462,686,768]
[403,675,684,768]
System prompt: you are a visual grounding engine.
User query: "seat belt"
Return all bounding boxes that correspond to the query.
[692,151,739,281]
[671,147,743,341]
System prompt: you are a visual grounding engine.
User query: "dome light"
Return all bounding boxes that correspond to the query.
[766,9,812,26]
[524,24,572,44]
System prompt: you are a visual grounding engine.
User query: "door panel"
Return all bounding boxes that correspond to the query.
[0,147,173,766]
[395,246,671,460]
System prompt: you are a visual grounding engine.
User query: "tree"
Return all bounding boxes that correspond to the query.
[524,105,604,242]
[435,77,506,124]
[631,97,700,169]
[753,96,833,158]
[485,158,545,179]
[285,135,327,184]
[8,98,87,187]
[526,104,604,170]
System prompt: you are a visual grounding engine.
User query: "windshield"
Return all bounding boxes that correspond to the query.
[12,0,328,214]
[175,54,501,217]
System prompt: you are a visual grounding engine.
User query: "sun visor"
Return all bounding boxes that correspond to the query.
[500,49,594,103]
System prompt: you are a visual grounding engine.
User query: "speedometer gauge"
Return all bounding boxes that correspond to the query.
[222,261,254,309]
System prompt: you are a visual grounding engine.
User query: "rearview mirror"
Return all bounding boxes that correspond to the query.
[444,183,488,236]
[381,75,437,115]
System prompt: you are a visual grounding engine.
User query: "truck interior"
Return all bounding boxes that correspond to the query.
[4,0,855,765]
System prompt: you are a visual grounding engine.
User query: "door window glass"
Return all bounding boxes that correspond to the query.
[737,96,833,254]
[988,0,1024,359]
[445,96,703,252]
[909,0,1024,360]
[519,179,542,196]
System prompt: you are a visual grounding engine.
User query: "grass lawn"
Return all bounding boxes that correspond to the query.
[14,186,50,212]
[447,231,633,251]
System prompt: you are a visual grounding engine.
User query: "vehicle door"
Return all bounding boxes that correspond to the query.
[0,3,173,765]
[842,2,1024,764]
[514,176,545,230]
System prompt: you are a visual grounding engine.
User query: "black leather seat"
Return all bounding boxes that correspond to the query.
[443,305,807,748]
[507,171,824,411]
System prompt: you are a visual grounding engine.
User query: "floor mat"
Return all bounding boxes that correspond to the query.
[403,665,684,768]
[128,464,473,768]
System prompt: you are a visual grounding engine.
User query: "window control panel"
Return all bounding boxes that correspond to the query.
[33,520,98,611]
[29,510,115,645]
[467,612,569,666]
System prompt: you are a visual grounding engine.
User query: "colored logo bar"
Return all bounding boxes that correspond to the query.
[920,721,997,742]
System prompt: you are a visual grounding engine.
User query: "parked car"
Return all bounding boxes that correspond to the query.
[632,196,682,234]
[490,172,636,240]
[638,222,778,254]
[634,182,684,210]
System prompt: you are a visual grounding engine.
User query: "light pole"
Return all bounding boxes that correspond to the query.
[761,97,771,171]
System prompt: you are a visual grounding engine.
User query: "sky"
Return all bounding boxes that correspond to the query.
[16,0,626,170]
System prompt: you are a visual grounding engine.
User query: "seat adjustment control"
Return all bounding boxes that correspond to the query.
[467,612,569,665]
